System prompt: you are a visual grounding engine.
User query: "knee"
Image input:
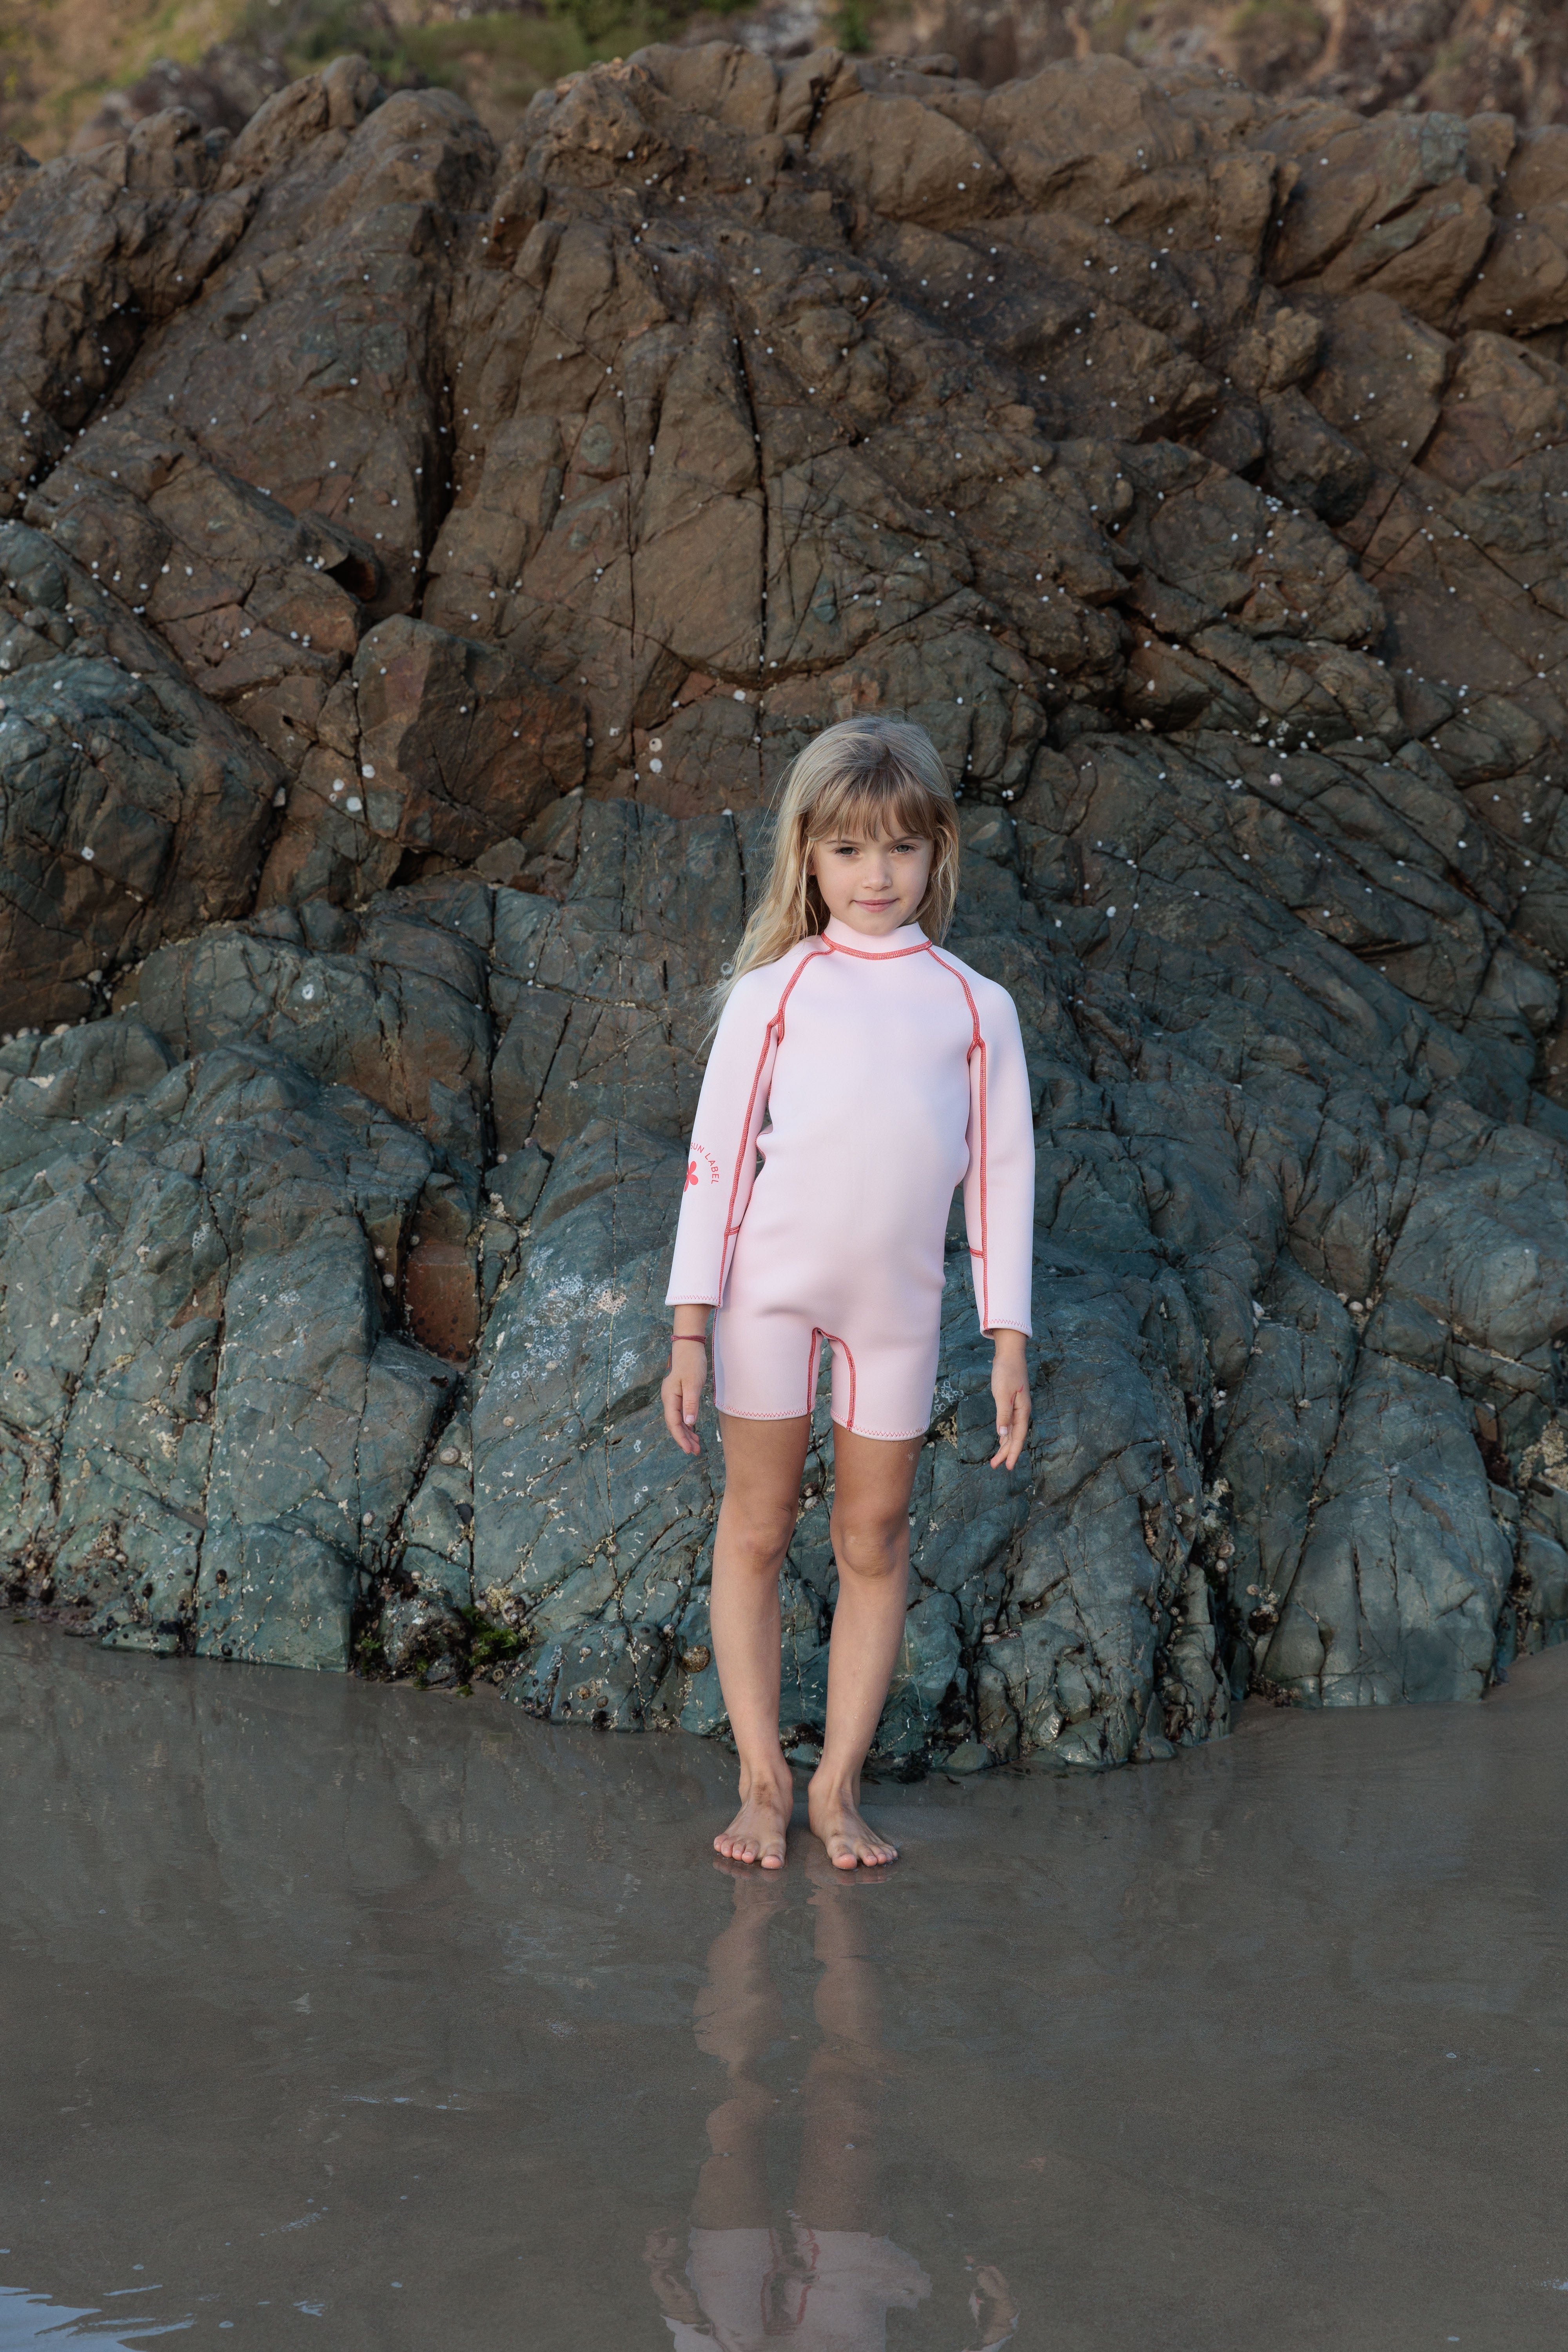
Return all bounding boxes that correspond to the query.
[830,1508,906,1580]
[719,1501,797,1574]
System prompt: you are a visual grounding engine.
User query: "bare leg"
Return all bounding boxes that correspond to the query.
[710,1411,811,1868]
[808,1425,921,1869]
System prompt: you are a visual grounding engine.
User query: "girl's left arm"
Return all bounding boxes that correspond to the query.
[963,984,1036,1341]
[963,984,1036,1472]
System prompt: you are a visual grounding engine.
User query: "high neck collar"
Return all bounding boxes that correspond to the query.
[822,918,929,957]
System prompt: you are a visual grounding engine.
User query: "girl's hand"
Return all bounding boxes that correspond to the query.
[989,1332,1031,1470]
[662,1329,708,1454]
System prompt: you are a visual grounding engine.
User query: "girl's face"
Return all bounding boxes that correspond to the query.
[808,826,934,938]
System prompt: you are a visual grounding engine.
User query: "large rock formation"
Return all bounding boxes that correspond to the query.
[916,0,1568,131]
[5,41,1568,1766]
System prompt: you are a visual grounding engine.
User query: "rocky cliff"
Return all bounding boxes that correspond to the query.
[5,44,1568,1766]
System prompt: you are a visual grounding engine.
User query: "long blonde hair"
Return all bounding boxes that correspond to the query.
[721,718,960,1005]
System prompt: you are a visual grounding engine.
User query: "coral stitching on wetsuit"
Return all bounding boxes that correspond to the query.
[716,1405,823,1422]
[817,1328,857,1432]
[717,945,825,1298]
[717,1405,824,1422]
[804,1327,823,1417]
[771,938,828,1046]
[973,1035,990,1328]
[923,945,991,1330]
[818,937,929,961]
[761,2225,820,2334]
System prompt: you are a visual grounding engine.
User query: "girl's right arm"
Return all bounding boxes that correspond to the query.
[661,966,788,1454]
[666,965,783,1313]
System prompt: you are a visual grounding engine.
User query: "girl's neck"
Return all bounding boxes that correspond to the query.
[822,916,928,955]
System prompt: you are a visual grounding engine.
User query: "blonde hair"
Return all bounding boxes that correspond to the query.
[721,718,960,1004]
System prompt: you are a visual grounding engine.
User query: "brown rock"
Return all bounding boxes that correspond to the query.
[253,613,584,905]
[1459,125,1568,334]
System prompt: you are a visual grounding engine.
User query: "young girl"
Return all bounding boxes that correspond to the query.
[660,718,1035,1871]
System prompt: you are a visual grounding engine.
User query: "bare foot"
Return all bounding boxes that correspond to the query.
[713,1769,792,1869]
[808,1777,898,1870]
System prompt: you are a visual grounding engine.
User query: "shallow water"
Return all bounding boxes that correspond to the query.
[1,1618,1565,2350]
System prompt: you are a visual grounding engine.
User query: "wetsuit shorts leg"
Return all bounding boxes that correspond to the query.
[712,1301,940,1442]
[684,2225,932,2350]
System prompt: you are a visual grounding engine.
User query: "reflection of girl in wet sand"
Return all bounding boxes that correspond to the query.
[645,1868,1018,2352]
[661,720,1035,1870]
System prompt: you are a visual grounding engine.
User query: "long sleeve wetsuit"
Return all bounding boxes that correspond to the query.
[666,916,1035,1440]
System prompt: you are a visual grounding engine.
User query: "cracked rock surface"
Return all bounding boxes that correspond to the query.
[4,41,1568,1763]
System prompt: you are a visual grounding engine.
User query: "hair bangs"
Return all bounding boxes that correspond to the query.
[805,760,949,848]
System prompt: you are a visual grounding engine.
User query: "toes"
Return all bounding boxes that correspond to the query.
[716,1813,785,1867]
[809,1804,898,1870]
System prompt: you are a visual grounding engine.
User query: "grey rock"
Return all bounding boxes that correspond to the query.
[0,1026,456,1670]
[1261,1355,1515,1704]
[1511,1526,1568,1657]
[195,1522,359,1672]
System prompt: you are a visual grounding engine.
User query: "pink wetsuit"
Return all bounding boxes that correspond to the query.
[666,917,1035,1441]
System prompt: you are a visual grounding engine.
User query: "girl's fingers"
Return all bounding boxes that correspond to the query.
[661,1371,703,1454]
[991,1385,1031,1470]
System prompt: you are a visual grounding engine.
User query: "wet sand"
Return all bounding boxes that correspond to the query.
[1,1617,1565,2350]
